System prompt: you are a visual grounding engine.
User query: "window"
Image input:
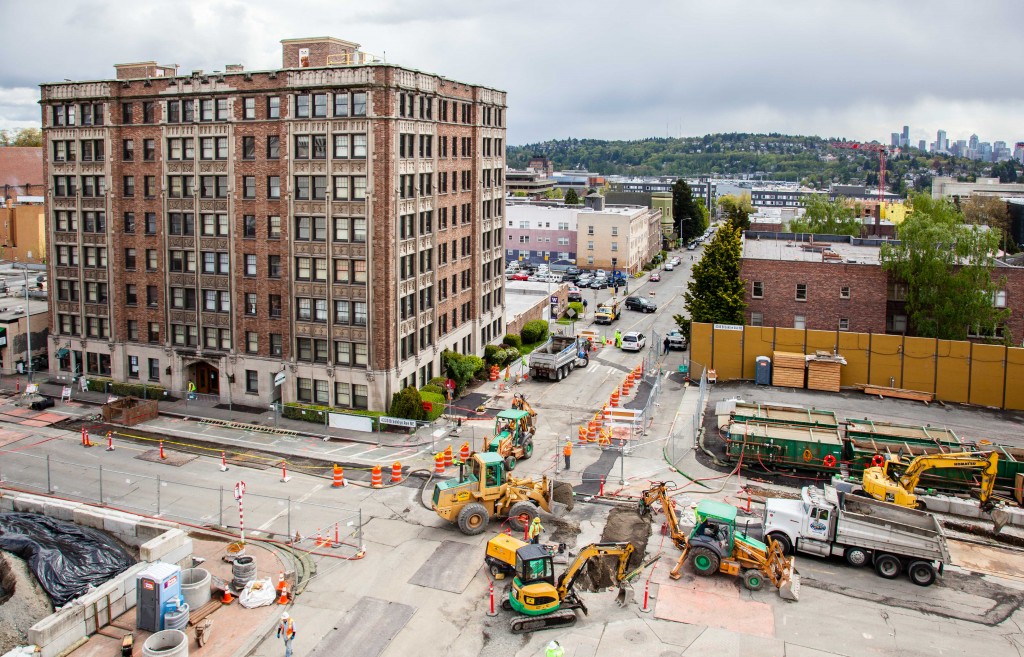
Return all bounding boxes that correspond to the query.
[125,284,137,305]
[243,215,257,238]
[840,286,851,299]
[243,176,256,199]
[333,176,349,200]
[993,290,1007,308]
[243,97,256,119]
[268,255,281,278]
[268,176,280,199]
[246,370,258,393]
[795,284,807,301]
[242,136,255,160]
[124,248,136,270]
[123,175,135,197]
[752,281,763,298]
[794,315,806,330]
[267,136,279,159]
[353,134,367,158]
[122,139,134,161]
[142,101,156,124]
[143,139,155,161]
[128,356,139,379]
[145,212,157,234]
[270,333,283,356]
[750,312,764,327]
[295,94,310,118]
[121,102,133,124]
[267,96,280,118]
[352,92,367,116]
[268,215,281,239]
[148,323,160,344]
[334,93,349,117]
[839,318,850,331]
[245,293,257,315]
[146,285,158,307]
[148,358,160,381]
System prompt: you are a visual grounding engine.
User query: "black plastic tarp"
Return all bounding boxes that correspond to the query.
[0,512,136,607]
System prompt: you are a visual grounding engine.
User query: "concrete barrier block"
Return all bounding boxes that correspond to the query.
[103,512,139,539]
[13,496,45,514]
[947,498,981,518]
[159,539,194,568]
[72,507,107,530]
[922,495,950,514]
[1006,508,1024,527]
[43,499,82,522]
[28,606,85,646]
[136,521,178,541]
[125,583,137,609]
[38,624,88,657]
[0,494,16,511]
[140,528,186,562]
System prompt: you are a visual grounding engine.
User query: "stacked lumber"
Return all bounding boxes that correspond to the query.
[772,351,806,388]
[807,351,846,393]
[860,385,934,403]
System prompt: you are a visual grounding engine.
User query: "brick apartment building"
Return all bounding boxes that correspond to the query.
[41,36,507,410]
[741,233,1024,343]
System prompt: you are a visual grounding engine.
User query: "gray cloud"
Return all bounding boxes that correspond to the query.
[3,0,1022,145]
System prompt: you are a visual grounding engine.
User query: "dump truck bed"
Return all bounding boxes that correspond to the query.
[830,488,950,564]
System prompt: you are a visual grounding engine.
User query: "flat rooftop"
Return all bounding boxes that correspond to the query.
[742,236,884,265]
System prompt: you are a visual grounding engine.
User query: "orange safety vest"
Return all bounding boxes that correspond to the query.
[278,618,295,639]
[563,442,573,457]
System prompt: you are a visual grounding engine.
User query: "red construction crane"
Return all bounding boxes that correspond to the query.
[831,141,899,204]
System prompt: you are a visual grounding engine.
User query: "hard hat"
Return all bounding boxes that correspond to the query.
[281,612,290,620]
[547,640,560,648]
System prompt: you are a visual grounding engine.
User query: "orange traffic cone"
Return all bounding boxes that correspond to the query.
[277,582,289,605]
[434,453,445,475]
[443,446,453,468]
[371,465,383,488]
[391,461,403,484]
[459,442,470,461]
[221,588,234,604]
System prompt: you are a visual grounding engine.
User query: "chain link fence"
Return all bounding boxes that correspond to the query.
[666,359,708,470]
[0,451,364,556]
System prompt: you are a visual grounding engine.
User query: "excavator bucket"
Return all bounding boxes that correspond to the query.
[779,563,800,601]
[551,480,576,511]
[614,583,634,607]
[762,539,800,601]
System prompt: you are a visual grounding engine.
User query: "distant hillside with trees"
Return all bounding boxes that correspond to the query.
[507,133,1018,195]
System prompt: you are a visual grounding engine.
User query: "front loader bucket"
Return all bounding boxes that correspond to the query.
[778,559,800,601]
[551,480,575,511]
[615,583,634,607]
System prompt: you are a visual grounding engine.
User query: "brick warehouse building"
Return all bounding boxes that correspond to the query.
[40,37,507,410]
[741,233,1024,343]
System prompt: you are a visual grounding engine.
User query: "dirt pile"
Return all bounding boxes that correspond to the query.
[0,552,53,654]
[579,506,651,590]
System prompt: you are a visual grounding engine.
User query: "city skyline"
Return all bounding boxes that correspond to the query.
[1,0,1022,146]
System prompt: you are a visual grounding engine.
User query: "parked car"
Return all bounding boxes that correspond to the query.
[664,263,675,271]
[510,272,530,281]
[666,330,688,350]
[624,296,657,313]
[670,257,681,266]
[589,277,610,289]
[621,332,646,352]
[649,272,661,282]
[567,286,583,302]
[687,242,697,250]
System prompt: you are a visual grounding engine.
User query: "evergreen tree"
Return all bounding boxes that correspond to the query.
[564,189,580,205]
[672,179,703,241]
[881,194,1010,343]
[683,224,746,324]
[388,386,427,421]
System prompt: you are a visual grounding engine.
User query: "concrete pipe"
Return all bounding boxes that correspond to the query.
[143,630,188,657]
[163,602,190,631]
[180,568,211,610]
[231,556,257,590]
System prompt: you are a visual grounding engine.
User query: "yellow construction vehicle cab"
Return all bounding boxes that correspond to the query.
[432,451,563,535]
[484,537,657,634]
[511,392,537,418]
[861,451,1000,509]
[486,408,536,471]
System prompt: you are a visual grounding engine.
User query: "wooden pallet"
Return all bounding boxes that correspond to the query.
[772,351,807,370]
[861,385,934,403]
[807,361,841,392]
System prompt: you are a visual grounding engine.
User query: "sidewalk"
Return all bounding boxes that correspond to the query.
[0,375,467,449]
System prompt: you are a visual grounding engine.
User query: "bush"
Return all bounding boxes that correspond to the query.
[428,377,448,389]
[86,377,166,399]
[442,351,485,395]
[521,320,549,345]
[420,391,446,421]
[484,344,502,365]
[283,402,328,424]
[503,334,522,349]
[567,301,584,317]
[420,384,444,396]
[388,386,426,421]
[504,347,521,362]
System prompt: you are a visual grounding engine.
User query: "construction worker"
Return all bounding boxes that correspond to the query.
[663,336,671,356]
[563,439,573,470]
[277,612,296,657]
[529,516,543,544]
[187,380,197,400]
[545,640,564,657]
[614,329,622,349]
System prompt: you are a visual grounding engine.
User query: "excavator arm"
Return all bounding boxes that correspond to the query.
[511,393,537,418]
[898,451,1000,503]
[556,542,634,601]
[639,482,686,548]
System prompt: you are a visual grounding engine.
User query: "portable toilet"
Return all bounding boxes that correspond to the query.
[136,563,182,632]
[755,356,772,386]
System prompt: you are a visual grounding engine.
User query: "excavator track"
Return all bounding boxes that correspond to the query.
[509,608,579,634]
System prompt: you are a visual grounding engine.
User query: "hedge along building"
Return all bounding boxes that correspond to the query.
[41,36,507,411]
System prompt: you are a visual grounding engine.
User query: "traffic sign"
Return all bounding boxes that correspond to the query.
[380,416,419,428]
[445,378,456,391]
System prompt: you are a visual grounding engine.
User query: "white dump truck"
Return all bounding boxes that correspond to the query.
[763,484,950,586]
[528,335,587,381]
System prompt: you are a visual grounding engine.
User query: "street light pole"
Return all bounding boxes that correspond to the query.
[22,269,31,382]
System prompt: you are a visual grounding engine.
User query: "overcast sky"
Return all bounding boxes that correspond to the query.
[3,0,1022,147]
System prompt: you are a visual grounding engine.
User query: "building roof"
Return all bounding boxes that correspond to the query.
[0,147,44,190]
[742,235,885,265]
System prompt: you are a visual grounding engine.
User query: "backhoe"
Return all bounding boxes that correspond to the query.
[861,451,1000,509]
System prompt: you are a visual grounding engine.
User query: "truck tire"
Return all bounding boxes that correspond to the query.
[505,455,517,472]
[766,532,792,556]
[844,547,869,568]
[522,438,534,459]
[577,355,589,368]
[907,561,936,587]
[689,547,720,576]
[529,368,537,379]
[742,569,766,591]
[457,503,490,535]
[873,553,902,579]
[556,367,564,381]
[507,502,538,533]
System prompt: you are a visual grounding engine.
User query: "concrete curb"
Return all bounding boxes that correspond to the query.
[231,603,289,657]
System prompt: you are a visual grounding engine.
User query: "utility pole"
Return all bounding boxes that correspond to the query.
[22,269,31,382]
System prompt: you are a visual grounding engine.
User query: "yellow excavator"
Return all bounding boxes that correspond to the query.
[511,392,537,418]
[484,535,658,633]
[862,451,1000,509]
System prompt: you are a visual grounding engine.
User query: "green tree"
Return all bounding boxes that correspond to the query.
[990,160,1019,183]
[718,193,753,232]
[564,189,580,205]
[672,179,704,241]
[880,194,1010,343]
[788,194,861,236]
[0,127,42,147]
[441,351,485,395]
[683,224,746,324]
[388,386,427,421]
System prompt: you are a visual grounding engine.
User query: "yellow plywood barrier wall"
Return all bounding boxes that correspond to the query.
[711,327,744,380]
[901,337,937,395]
[773,328,805,354]
[969,344,1005,408]
[1004,348,1024,410]
[805,329,839,357]
[838,332,870,386]
[743,327,776,378]
[690,322,714,372]
[692,323,1024,410]
[935,340,970,403]
[868,334,904,388]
